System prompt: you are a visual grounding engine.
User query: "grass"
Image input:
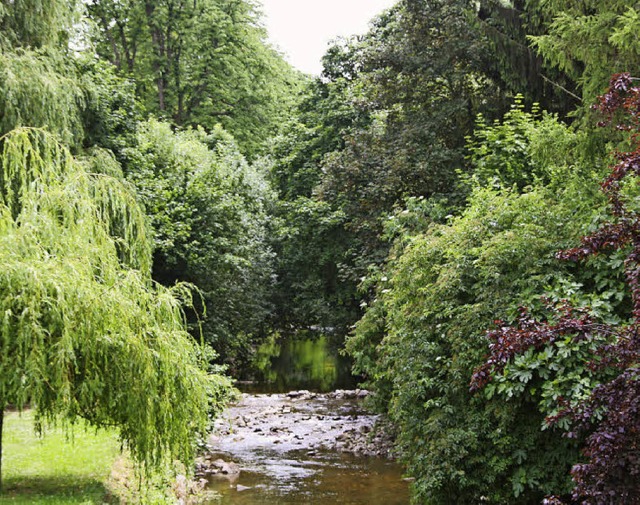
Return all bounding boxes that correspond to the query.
[0,410,121,504]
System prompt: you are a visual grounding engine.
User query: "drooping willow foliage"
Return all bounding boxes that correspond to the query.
[0,49,85,145]
[0,0,78,49]
[0,128,230,473]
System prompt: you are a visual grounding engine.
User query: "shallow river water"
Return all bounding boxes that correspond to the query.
[202,336,410,504]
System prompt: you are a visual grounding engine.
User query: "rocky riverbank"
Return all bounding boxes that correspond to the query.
[195,389,409,504]
[197,389,397,479]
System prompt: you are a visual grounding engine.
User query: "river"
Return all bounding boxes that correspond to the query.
[201,335,410,504]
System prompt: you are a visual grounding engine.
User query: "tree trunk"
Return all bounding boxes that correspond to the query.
[145,0,167,111]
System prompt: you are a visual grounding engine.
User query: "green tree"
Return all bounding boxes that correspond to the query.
[0,128,230,489]
[268,69,370,332]
[269,0,532,335]
[86,0,302,157]
[123,120,275,366]
[346,108,610,502]
[269,197,355,333]
[529,0,640,103]
[0,0,88,148]
[476,0,579,115]
[0,0,79,49]
[0,48,84,146]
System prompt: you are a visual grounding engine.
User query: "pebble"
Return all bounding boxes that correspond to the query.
[202,389,397,469]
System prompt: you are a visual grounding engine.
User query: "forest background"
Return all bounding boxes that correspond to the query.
[1,0,640,503]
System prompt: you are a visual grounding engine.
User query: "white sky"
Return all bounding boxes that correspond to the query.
[258,0,398,75]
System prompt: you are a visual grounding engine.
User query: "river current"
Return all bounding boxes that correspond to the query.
[202,335,410,504]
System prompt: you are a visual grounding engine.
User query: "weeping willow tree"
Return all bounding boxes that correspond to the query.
[0,0,86,146]
[0,0,78,49]
[0,49,85,146]
[0,128,230,489]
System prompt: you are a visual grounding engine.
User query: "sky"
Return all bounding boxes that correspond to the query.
[258,0,398,76]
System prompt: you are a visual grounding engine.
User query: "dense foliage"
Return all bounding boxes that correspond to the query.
[86,0,302,157]
[528,0,640,104]
[123,120,275,366]
[0,49,84,146]
[262,3,640,499]
[3,0,640,502]
[0,129,231,487]
[0,0,79,49]
[473,73,640,504]
[347,183,602,501]
[0,0,269,492]
[268,0,581,336]
[334,2,640,502]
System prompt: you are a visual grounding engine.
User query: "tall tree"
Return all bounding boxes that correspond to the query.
[123,120,275,366]
[528,0,640,104]
[268,67,370,333]
[0,0,79,49]
[476,0,579,115]
[0,0,87,146]
[269,0,537,334]
[0,128,230,489]
[87,0,302,156]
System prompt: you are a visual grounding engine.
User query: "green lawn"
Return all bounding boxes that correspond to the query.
[0,411,121,504]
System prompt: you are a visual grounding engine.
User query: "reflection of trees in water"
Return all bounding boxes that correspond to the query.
[252,335,281,384]
[251,335,355,392]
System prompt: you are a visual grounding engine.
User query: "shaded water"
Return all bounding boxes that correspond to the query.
[205,335,410,505]
[240,334,358,393]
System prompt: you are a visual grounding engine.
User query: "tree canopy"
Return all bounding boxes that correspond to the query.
[86,0,302,157]
[123,120,276,366]
[0,128,230,487]
[2,0,640,502]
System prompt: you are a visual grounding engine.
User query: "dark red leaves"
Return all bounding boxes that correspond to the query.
[568,370,640,503]
[472,74,640,504]
[470,304,600,392]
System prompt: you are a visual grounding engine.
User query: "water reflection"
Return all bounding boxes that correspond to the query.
[243,335,358,393]
[205,453,409,505]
